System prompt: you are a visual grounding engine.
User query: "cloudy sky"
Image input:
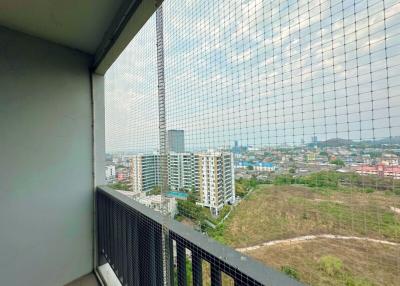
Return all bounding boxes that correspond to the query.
[105,0,400,153]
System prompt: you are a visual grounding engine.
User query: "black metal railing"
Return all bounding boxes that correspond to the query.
[96,186,303,286]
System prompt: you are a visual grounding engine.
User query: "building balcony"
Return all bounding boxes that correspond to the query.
[3,0,397,285]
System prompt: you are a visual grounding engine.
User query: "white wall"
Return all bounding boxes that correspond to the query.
[0,27,94,286]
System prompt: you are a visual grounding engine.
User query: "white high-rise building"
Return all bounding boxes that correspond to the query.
[130,154,160,192]
[198,152,235,216]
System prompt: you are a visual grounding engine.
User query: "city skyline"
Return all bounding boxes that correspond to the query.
[105,134,400,155]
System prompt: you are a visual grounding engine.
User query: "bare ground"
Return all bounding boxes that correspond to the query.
[219,185,400,285]
[223,185,400,248]
[246,238,400,286]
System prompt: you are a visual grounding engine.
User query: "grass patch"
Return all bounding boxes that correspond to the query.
[247,239,398,286]
[214,184,400,285]
[220,185,400,247]
[318,255,343,276]
[281,265,300,280]
[176,180,400,285]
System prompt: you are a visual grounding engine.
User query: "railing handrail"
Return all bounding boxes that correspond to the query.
[97,185,304,286]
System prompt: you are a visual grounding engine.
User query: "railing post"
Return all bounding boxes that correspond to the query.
[211,265,221,286]
[126,213,133,286]
[234,278,246,286]
[106,197,111,261]
[176,242,187,286]
[121,210,128,285]
[149,226,157,286]
[155,225,165,286]
[116,206,122,279]
[192,250,202,286]
[111,200,116,269]
[131,214,140,286]
[169,237,175,286]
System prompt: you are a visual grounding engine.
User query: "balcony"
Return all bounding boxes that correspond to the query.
[2,0,400,285]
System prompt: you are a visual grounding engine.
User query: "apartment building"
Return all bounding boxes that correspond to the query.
[130,151,235,214]
[168,152,198,191]
[130,154,160,192]
[198,152,235,216]
[105,165,116,183]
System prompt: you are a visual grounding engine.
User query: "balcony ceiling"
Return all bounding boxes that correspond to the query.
[0,0,125,54]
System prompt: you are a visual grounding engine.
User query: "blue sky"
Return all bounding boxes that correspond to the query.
[105,0,400,153]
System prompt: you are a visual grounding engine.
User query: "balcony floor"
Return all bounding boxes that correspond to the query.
[65,273,100,286]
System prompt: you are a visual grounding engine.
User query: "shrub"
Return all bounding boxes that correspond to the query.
[177,200,205,221]
[345,276,374,286]
[281,265,299,280]
[235,181,248,197]
[108,182,130,191]
[148,186,161,195]
[274,174,294,185]
[304,171,339,189]
[318,255,343,276]
[330,159,345,166]
[364,188,375,193]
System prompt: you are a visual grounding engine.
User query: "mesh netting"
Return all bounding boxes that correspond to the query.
[105,0,400,285]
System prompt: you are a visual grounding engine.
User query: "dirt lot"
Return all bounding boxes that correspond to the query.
[246,238,400,286]
[218,184,400,285]
[222,185,400,248]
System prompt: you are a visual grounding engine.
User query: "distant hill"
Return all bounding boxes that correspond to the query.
[373,136,400,145]
[311,137,400,148]
[358,136,400,147]
[321,138,353,147]
[313,138,353,147]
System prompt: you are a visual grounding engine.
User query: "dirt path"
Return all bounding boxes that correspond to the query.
[390,206,400,214]
[236,234,400,252]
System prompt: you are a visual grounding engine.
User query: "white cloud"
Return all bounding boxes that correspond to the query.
[105,0,400,152]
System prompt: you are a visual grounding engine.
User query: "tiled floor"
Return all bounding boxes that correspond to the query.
[65,273,100,286]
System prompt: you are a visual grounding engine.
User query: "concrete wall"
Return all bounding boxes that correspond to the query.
[0,27,95,286]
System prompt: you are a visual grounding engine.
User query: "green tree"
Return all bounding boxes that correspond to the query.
[235,181,248,197]
[148,186,161,195]
[274,174,294,185]
[108,182,130,191]
[302,171,339,188]
[330,159,345,167]
[177,200,205,222]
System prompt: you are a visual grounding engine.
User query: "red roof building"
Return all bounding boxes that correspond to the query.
[354,164,400,179]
